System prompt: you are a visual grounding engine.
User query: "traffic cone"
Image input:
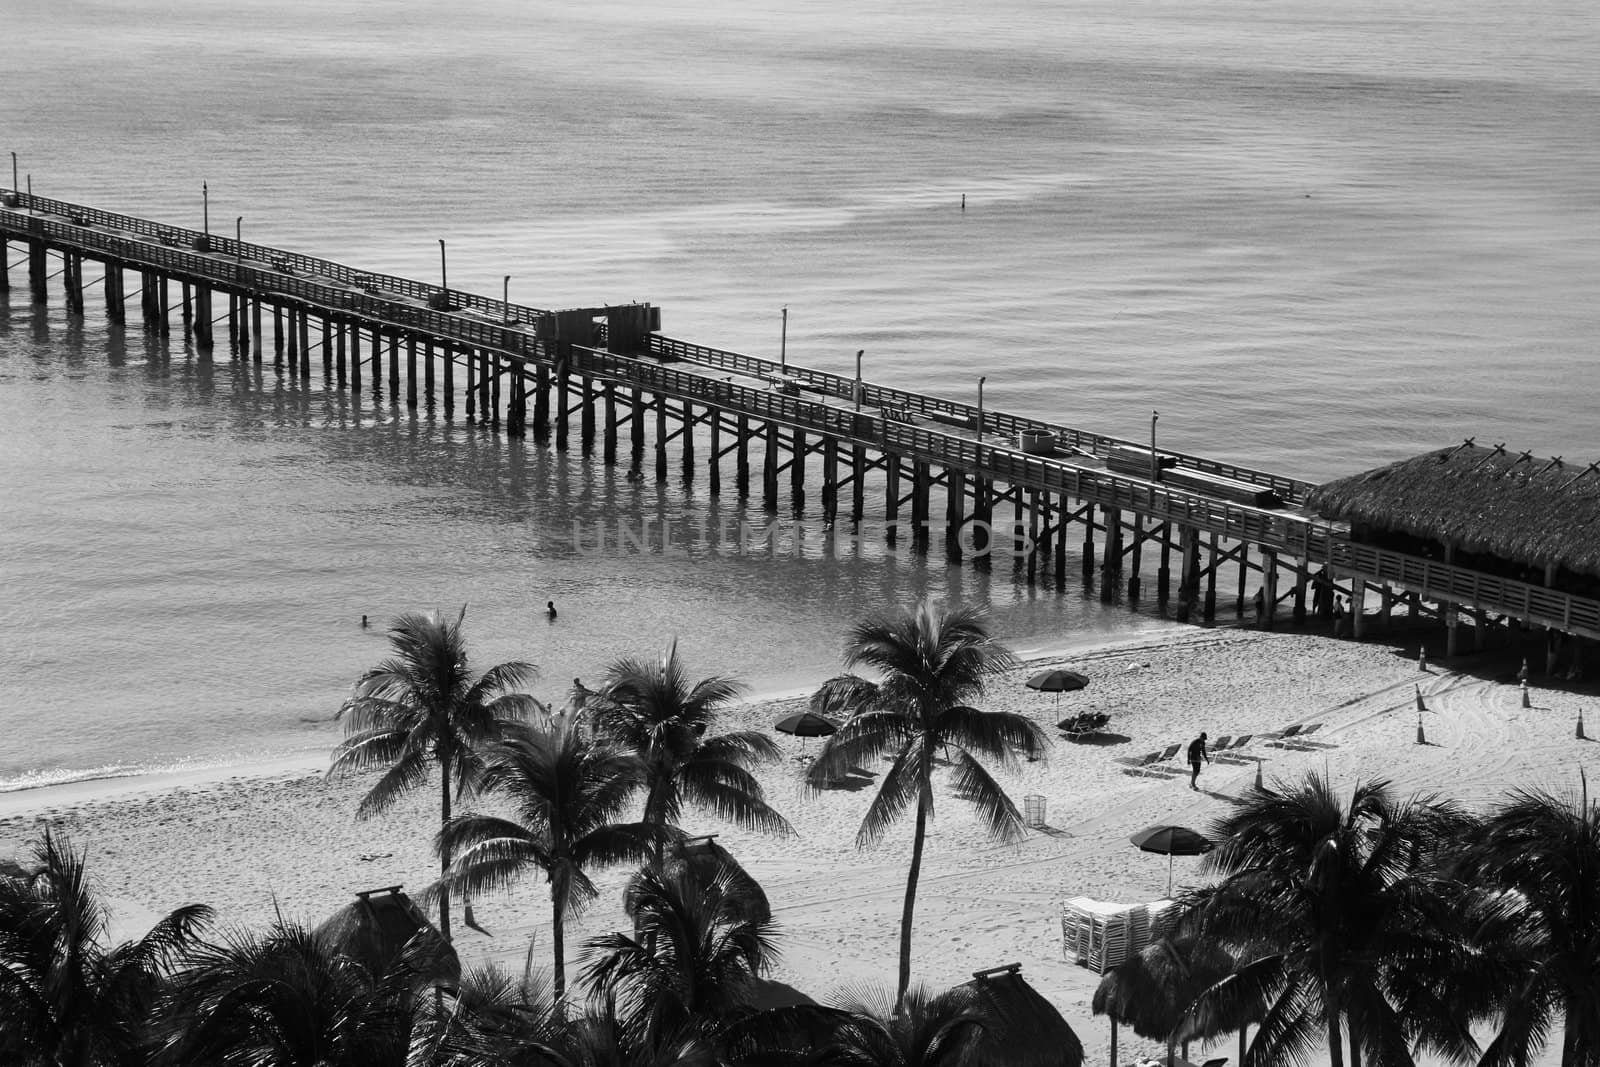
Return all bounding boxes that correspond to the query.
[1415,685,1426,713]
[1254,757,1264,790]
[1522,682,1532,709]
[1579,710,1587,740]
[1419,648,1428,671]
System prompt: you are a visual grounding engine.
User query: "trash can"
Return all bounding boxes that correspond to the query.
[1024,794,1046,828]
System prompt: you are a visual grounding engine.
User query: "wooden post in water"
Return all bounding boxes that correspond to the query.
[157,276,170,335]
[27,240,48,303]
[680,401,694,481]
[286,306,300,369]
[1127,517,1144,599]
[630,389,646,472]
[181,281,193,333]
[911,460,931,553]
[790,428,806,513]
[944,468,966,563]
[406,337,418,408]
[1100,506,1122,599]
[1053,495,1068,587]
[1201,532,1218,619]
[735,415,750,498]
[424,340,435,408]
[851,445,866,525]
[334,321,347,387]
[491,355,502,429]
[654,395,669,481]
[762,423,780,511]
[821,438,838,521]
[441,343,453,417]
[464,343,476,421]
[555,361,571,448]
[706,406,721,493]
[350,320,362,391]
[579,379,595,454]
[884,455,902,544]
[603,383,619,465]
[1081,503,1097,578]
[532,363,550,437]
[1156,521,1172,601]
[298,310,311,379]
[388,334,400,403]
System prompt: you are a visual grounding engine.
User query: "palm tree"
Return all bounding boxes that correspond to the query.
[330,606,542,942]
[590,643,790,862]
[155,921,415,1066]
[1449,781,1600,1067]
[823,983,989,1067]
[0,830,212,1067]
[806,600,1047,1007]
[1093,925,1261,1067]
[581,855,779,1053]
[1191,771,1474,1067]
[435,717,655,1000]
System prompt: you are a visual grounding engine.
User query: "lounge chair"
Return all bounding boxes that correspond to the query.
[1200,1058,1229,1067]
[1298,723,1322,737]
[1154,743,1182,762]
[1229,734,1253,749]
[1115,751,1160,769]
[1211,735,1232,751]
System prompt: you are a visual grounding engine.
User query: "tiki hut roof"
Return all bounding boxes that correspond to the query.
[671,835,772,925]
[314,885,460,988]
[959,963,1085,1067]
[1306,442,1600,575]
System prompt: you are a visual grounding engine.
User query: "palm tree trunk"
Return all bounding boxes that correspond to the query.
[1110,1018,1118,1067]
[895,795,929,1010]
[438,763,453,943]
[1327,1014,1345,1067]
[1349,1035,1361,1067]
[551,883,567,1002]
[1239,1025,1247,1067]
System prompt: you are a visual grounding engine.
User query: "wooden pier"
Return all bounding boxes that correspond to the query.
[5,188,1598,656]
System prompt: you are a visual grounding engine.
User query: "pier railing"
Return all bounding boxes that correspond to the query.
[1,194,547,327]
[648,334,1316,505]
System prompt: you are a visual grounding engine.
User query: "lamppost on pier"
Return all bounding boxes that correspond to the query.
[977,376,987,442]
[9,152,15,195]
[436,239,449,309]
[503,274,512,322]
[235,216,243,263]
[202,182,209,238]
[780,306,788,372]
[854,349,864,411]
[1150,410,1159,481]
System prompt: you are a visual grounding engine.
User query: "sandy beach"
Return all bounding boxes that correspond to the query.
[3,623,1593,1065]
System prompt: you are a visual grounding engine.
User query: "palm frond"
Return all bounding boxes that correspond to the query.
[947,749,1027,843]
[854,745,924,849]
[936,704,1047,768]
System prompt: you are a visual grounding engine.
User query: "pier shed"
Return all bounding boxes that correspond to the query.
[1306,442,1600,661]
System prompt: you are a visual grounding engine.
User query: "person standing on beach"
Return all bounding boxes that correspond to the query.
[1187,732,1210,790]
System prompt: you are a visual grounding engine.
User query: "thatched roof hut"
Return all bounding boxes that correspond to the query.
[1306,443,1600,583]
[671,834,771,925]
[314,885,460,989]
[959,963,1084,1067]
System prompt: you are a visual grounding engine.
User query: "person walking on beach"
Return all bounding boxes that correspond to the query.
[1187,732,1210,790]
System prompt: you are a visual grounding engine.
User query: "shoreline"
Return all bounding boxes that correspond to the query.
[0,621,1202,818]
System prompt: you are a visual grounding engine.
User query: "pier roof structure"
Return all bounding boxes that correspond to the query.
[1307,442,1600,578]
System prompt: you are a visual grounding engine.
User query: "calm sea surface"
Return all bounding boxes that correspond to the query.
[1,0,1595,789]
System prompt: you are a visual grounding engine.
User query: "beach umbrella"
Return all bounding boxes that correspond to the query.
[774,710,839,753]
[1026,668,1090,706]
[1130,824,1214,897]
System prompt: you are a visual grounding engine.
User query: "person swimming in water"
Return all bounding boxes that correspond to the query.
[547,601,558,620]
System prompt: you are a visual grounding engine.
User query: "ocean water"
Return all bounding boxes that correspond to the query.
[1,0,1595,789]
